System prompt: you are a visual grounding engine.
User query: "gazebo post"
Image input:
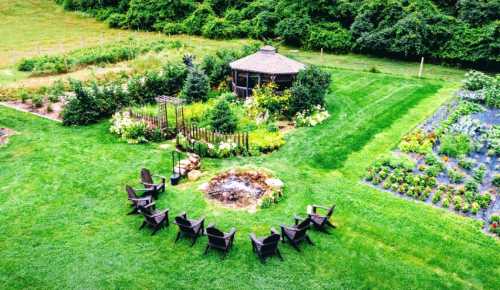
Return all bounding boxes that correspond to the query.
[246,72,249,98]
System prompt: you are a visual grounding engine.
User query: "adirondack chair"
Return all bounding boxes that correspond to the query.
[173,212,205,246]
[204,224,236,258]
[308,204,336,232]
[126,185,153,215]
[140,168,166,199]
[280,216,314,252]
[139,205,169,235]
[249,228,283,263]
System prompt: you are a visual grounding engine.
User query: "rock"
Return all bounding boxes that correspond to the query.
[265,178,284,190]
[199,182,209,191]
[188,170,202,181]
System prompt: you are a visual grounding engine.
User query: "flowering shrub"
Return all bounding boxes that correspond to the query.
[176,133,242,158]
[294,105,330,127]
[110,111,148,144]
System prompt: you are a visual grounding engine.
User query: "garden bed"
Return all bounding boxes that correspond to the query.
[200,169,284,212]
[365,71,499,236]
[3,99,64,121]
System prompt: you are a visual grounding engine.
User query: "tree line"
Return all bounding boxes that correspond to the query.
[56,0,499,70]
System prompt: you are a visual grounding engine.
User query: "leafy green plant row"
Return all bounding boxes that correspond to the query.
[17,38,183,75]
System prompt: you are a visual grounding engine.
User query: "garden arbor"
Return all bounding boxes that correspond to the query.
[230,46,305,98]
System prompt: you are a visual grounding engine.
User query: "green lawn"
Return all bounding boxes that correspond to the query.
[1,69,498,289]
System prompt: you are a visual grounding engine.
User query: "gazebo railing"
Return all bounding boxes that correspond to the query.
[232,82,252,98]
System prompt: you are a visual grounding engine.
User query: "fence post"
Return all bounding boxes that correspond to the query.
[418,57,424,78]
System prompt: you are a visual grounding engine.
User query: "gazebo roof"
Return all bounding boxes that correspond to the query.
[230,46,305,75]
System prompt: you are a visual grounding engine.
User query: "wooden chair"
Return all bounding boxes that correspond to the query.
[280,216,313,252]
[173,212,205,246]
[126,185,153,215]
[140,168,166,199]
[308,204,336,232]
[139,204,169,235]
[204,224,236,258]
[249,228,283,263]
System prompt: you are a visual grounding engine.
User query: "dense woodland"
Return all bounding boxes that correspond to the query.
[55,0,499,70]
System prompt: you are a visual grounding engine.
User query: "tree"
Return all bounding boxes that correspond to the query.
[180,67,210,103]
[289,66,331,116]
[210,99,238,133]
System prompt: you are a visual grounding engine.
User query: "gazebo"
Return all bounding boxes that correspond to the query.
[229,46,306,98]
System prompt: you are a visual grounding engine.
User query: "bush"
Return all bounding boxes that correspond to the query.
[252,83,290,116]
[110,111,149,144]
[180,67,210,103]
[439,134,472,157]
[210,99,237,133]
[463,70,493,91]
[62,80,100,125]
[308,22,352,53]
[288,66,331,116]
[274,15,311,46]
[493,174,500,187]
[107,13,127,28]
[31,95,44,108]
[202,17,235,39]
[183,3,215,35]
[249,128,285,153]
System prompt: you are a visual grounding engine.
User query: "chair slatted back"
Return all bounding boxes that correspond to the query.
[175,216,194,234]
[293,217,311,240]
[206,227,226,248]
[126,185,137,200]
[260,234,280,255]
[141,168,154,185]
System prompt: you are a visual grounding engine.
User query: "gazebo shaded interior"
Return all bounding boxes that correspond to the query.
[229,46,305,98]
[231,71,296,98]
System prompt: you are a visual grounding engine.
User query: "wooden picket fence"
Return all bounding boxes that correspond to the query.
[180,122,249,152]
[128,102,184,136]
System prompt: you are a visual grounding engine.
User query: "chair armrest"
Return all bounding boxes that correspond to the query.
[141,182,157,187]
[143,202,156,209]
[249,233,262,245]
[225,228,237,239]
[294,215,305,225]
[191,217,205,228]
[154,174,167,181]
[151,208,169,218]
[280,224,298,232]
[130,197,152,202]
[133,188,151,192]
[312,205,331,211]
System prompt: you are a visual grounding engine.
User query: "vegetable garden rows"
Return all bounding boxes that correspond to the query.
[366,71,500,236]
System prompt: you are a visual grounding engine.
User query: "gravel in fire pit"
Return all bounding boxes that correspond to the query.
[201,169,283,211]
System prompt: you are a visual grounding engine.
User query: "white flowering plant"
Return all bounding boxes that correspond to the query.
[110,111,148,144]
[294,105,330,127]
[176,133,242,158]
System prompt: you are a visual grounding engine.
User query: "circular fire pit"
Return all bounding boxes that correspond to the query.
[201,169,283,211]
